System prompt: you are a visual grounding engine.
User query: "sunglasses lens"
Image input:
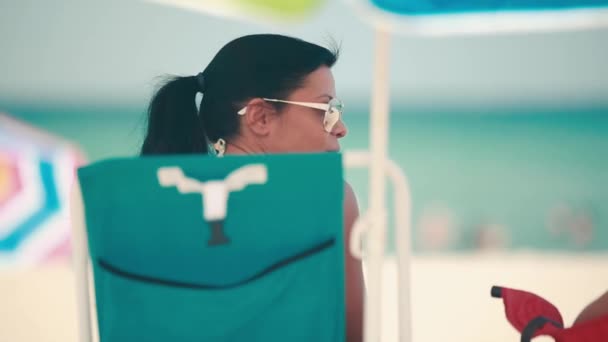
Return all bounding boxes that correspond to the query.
[329,98,343,113]
[323,98,343,132]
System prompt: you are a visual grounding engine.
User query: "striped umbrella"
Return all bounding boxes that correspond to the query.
[0,113,86,268]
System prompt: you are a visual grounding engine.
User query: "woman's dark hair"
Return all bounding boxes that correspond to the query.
[140,34,339,155]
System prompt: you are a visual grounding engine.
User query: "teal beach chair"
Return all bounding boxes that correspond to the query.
[71,151,414,342]
[71,153,347,341]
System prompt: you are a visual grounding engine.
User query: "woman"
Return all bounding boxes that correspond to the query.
[140,34,364,341]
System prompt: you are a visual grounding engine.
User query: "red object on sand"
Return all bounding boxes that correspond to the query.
[492,286,608,342]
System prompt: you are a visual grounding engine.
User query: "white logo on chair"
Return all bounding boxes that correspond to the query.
[157,164,268,246]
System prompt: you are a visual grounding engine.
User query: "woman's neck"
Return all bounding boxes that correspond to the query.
[224,138,264,155]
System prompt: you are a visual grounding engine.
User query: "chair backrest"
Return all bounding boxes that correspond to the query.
[74,152,345,342]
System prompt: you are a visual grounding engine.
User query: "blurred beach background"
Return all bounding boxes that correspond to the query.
[1,0,607,341]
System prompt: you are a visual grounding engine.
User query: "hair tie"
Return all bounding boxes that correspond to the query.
[196,72,206,93]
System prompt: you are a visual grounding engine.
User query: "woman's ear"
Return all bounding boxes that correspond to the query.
[241,98,276,137]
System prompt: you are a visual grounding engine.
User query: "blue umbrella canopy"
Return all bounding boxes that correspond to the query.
[350,0,608,34]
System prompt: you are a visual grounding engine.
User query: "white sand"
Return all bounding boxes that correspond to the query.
[1,253,607,342]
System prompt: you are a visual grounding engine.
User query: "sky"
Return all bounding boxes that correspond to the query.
[1,0,607,110]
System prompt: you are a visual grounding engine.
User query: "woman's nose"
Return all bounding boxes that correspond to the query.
[332,119,347,138]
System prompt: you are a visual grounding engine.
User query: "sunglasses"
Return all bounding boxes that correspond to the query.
[237,97,344,133]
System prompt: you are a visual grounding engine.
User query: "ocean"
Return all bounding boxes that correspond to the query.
[3,104,607,252]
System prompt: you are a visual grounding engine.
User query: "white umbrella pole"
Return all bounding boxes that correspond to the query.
[365,27,391,342]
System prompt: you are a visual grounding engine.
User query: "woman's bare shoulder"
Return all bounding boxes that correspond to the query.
[343,181,360,226]
[574,290,608,325]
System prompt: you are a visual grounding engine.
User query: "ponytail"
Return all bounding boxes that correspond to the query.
[140,76,208,155]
